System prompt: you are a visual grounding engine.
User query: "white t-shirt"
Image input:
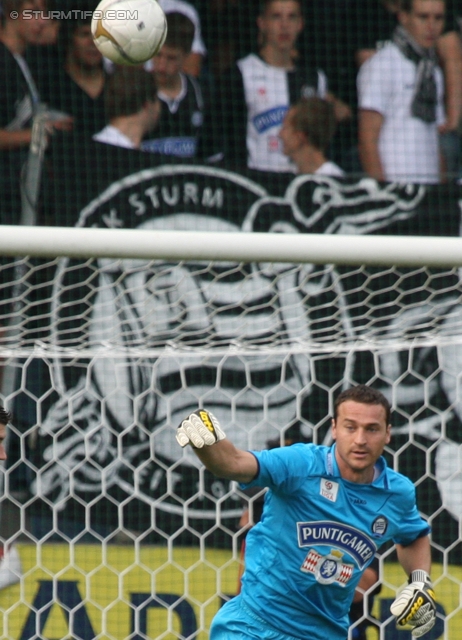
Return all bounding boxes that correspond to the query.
[238,54,327,172]
[315,161,345,178]
[93,125,135,149]
[357,42,445,183]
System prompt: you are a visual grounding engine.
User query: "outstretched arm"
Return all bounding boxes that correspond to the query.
[193,438,258,484]
[176,410,259,483]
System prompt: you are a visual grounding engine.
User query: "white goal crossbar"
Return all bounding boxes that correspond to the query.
[1,224,462,266]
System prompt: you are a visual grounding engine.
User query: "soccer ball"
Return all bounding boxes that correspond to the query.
[91,0,168,66]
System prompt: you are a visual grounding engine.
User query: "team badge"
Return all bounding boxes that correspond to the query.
[372,516,388,537]
[301,549,354,586]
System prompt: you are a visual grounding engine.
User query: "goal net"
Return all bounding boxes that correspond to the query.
[1,170,461,640]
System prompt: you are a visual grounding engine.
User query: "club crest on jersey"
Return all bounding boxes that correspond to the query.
[300,548,354,586]
[372,516,388,537]
[320,478,339,502]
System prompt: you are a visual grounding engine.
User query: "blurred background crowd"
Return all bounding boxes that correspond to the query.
[1,0,462,214]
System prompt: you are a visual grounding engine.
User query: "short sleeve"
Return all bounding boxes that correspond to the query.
[357,50,394,116]
[391,479,431,546]
[240,443,317,495]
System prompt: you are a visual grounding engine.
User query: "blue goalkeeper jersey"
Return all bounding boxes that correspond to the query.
[238,443,430,640]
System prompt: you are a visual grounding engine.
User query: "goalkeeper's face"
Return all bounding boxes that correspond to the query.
[331,400,391,484]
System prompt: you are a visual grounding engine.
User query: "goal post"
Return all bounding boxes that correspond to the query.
[1,196,462,639]
[2,224,462,266]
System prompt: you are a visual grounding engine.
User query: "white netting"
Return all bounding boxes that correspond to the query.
[1,250,461,639]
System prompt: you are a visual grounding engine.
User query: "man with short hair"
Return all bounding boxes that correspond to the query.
[93,67,160,150]
[200,0,349,172]
[176,384,436,639]
[358,0,446,183]
[0,0,47,225]
[157,0,207,77]
[142,12,204,158]
[279,97,345,176]
[32,3,107,139]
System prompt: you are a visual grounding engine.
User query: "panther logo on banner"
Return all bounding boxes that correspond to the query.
[25,161,461,548]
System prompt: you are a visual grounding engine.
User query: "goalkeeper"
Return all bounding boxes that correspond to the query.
[176,384,436,640]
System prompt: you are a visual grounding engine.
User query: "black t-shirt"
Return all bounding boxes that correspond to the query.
[0,42,35,223]
[27,44,107,139]
[142,74,204,158]
[199,54,326,169]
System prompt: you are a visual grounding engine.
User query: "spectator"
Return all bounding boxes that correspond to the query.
[142,12,204,158]
[200,0,349,172]
[157,0,206,77]
[32,4,107,139]
[357,0,446,183]
[279,97,345,177]
[0,0,71,226]
[356,0,462,180]
[34,0,59,46]
[93,66,160,150]
[436,0,462,177]
[355,1,400,68]
[196,0,260,79]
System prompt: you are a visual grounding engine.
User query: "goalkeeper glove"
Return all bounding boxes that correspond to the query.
[176,410,226,448]
[390,570,436,637]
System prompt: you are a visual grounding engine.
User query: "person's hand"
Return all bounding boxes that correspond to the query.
[44,115,74,135]
[176,410,226,448]
[438,121,457,134]
[390,570,436,637]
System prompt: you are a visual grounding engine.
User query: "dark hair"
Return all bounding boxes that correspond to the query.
[104,66,158,121]
[2,0,41,23]
[399,0,445,12]
[291,97,336,153]
[0,406,12,425]
[58,1,94,52]
[259,0,302,17]
[164,12,194,54]
[333,385,391,425]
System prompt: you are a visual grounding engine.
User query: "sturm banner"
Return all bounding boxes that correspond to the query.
[6,141,462,558]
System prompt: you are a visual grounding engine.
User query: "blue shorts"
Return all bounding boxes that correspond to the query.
[210,596,305,640]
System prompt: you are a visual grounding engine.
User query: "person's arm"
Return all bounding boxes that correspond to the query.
[325,92,352,122]
[396,535,431,576]
[358,109,385,180]
[176,410,259,483]
[353,565,379,602]
[436,31,462,133]
[0,115,73,151]
[193,438,259,483]
[356,49,377,68]
[182,52,203,78]
[0,128,32,150]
